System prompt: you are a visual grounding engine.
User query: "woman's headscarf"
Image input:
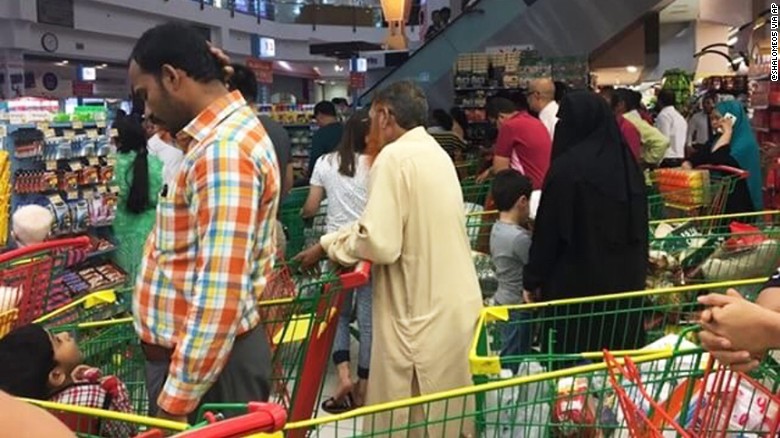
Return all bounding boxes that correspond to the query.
[716,100,763,210]
[548,90,646,239]
[550,90,644,199]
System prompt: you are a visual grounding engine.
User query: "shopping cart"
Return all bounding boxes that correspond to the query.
[278,348,710,437]
[468,278,767,383]
[279,187,327,257]
[647,165,747,220]
[461,179,492,207]
[648,210,780,289]
[604,345,780,436]
[25,262,371,437]
[0,236,92,336]
[25,399,286,437]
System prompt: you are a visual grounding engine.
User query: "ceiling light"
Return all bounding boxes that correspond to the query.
[626,65,638,73]
[334,64,344,72]
[728,36,738,46]
[278,60,292,71]
[733,56,745,65]
[727,27,738,37]
[754,19,767,30]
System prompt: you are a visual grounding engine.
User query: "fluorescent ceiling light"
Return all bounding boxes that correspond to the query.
[278,60,292,71]
[626,65,638,73]
[728,36,738,46]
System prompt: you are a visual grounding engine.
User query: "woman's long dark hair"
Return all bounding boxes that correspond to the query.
[336,110,370,177]
[113,118,151,214]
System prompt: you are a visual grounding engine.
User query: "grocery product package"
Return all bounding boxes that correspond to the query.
[684,371,780,435]
[653,168,711,207]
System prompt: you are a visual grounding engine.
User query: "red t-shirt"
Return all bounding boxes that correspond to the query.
[617,115,641,161]
[494,112,552,189]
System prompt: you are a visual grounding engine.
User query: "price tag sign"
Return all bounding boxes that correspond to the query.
[72,121,84,129]
[86,129,98,139]
[109,128,118,137]
[45,160,57,171]
[109,184,120,194]
[96,121,106,128]
[88,156,99,166]
[97,185,107,194]
[0,126,7,138]
[64,130,75,140]
[36,122,49,131]
[70,160,82,171]
[44,129,56,138]
[67,190,79,200]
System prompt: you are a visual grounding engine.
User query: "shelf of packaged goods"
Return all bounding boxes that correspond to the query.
[454,87,527,92]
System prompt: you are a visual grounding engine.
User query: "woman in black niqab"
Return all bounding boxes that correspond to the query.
[523,90,648,365]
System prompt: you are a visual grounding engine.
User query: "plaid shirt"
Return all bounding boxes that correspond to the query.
[49,369,136,437]
[133,91,279,416]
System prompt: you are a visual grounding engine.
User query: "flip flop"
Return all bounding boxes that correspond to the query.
[321,393,355,414]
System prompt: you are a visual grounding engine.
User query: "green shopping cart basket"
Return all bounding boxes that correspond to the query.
[649,210,780,290]
[468,278,768,382]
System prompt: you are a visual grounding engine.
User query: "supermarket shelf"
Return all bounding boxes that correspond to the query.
[454,86,527,92]
[10,121,102,130]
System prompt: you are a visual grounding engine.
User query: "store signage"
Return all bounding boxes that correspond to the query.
[245,58,273,84]
[251,35,276,58]
[37,0,74,28]
[350,58,368,73]
[72,81,94,97]
[80,67,96,81]
[42,72,58,91]
[349,72,366,90]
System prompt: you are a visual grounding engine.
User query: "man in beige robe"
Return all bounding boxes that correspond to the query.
[295,81,482,435]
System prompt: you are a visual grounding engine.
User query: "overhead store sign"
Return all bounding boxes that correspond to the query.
[350,58,368,73]
[349,72,366,90]
[72,81,94,97]
[251,35,276,58]
[80,67,96,81]
[246,58,273,84]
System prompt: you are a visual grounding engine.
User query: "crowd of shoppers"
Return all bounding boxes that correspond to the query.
[0,19,772,436]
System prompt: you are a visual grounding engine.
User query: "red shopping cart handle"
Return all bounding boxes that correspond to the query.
[696,164,749,179]
[339,261,372,290]
[137,403,287,438]
[0,236,91,264]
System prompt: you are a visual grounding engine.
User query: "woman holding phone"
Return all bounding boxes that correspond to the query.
[682,100,757,214]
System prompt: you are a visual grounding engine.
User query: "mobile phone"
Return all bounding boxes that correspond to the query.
[723,112,737,125]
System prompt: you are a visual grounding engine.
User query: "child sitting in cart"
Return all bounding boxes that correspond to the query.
[0,323,136,437]
[488,169,535,375]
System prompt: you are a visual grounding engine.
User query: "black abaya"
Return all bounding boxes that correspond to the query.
[523,91,649,362]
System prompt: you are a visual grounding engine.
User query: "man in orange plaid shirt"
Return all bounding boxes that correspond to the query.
[128,23,279,423]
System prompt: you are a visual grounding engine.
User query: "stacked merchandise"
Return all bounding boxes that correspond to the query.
[258,104,315,179]
[748,46,780,209]
[661,69,693,115]
[701,75,749,97]
[2,116,128,310]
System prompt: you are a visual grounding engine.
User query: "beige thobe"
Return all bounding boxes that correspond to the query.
[320,127,482,436]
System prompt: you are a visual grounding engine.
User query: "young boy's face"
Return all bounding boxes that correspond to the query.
[47,331,83,388]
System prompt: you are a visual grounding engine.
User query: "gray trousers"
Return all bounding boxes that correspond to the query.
[144,325,272,423]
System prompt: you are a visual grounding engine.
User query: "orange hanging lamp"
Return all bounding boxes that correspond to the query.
[380,0,412,50]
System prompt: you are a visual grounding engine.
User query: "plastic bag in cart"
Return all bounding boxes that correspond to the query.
[483,362,551,438]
